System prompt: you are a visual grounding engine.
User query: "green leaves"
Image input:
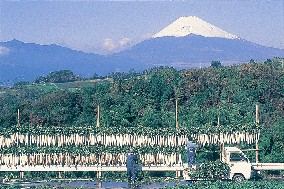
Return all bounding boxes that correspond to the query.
[186,160,230,180]
[167,181,284,189]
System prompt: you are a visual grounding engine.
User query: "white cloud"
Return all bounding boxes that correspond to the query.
[100,38,116,53]
[97,37,132,55]
[119,37,131,47]
[0,46,10,56]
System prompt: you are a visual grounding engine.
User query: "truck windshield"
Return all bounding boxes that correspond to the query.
[230,153,249,162]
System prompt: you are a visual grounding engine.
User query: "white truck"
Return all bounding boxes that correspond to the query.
[183,146,284,181]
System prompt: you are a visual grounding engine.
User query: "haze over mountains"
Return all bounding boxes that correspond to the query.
[1,16,284,85]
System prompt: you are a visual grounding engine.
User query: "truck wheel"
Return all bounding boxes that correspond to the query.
[232,174,245,182]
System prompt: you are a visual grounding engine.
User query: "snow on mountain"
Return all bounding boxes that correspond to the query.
[153,16,238,39]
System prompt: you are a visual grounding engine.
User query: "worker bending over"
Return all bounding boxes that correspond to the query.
[186,138,198,168]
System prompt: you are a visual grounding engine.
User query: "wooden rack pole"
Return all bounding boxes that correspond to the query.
[218,116,224,161]
[256,104,259,163]
[17,109,20,127]
[58,171,62,179]
[175,98,179,177]
[175,99,178,129]
[256,104,259,123]
[96,105,100,128]
[20,171,24,179]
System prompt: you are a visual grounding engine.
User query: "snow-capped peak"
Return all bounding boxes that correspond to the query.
[152,16,238,39]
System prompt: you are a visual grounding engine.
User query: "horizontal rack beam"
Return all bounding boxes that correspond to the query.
[0,164,186,172]
[251,163,284,170]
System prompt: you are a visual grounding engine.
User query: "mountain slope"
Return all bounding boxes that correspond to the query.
[153,16,238,39]
[0,40,102,82]
[115,34,284,68]
[0,40,144,84]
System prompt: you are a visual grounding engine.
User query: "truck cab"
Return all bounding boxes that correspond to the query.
[222,147,254,181]
[183,146,254,181]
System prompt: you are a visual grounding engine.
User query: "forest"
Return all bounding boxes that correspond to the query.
[0,58,283,180]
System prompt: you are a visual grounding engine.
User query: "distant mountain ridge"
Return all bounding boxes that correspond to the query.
[0,40,102,83]
[114,34,284,68]
[0,40,145,84]
[1,16,284,85]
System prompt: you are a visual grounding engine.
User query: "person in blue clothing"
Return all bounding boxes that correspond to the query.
[126,148,138,184]
[186,137,198,167]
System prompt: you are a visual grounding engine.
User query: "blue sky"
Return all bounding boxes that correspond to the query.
[1,0,284,54]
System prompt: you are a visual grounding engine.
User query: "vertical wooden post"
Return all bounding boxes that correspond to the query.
[97,181,102,188]
[175,99,178,129]
[255,104,259,163]
[176,170,181,178]
[96,105,100,128]
[218,116,223,161]
[58,171,62,179]
[17,109,20,127]
[97,171,102,178]
[175,99,179,177]
[19,171,24,179]
[256,104,259,123]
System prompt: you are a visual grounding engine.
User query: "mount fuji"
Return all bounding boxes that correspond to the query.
[1,16,284,84]
[152,16,238,39]
[114,16,284,68]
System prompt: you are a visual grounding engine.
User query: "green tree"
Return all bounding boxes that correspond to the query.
[211,61,222,68]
